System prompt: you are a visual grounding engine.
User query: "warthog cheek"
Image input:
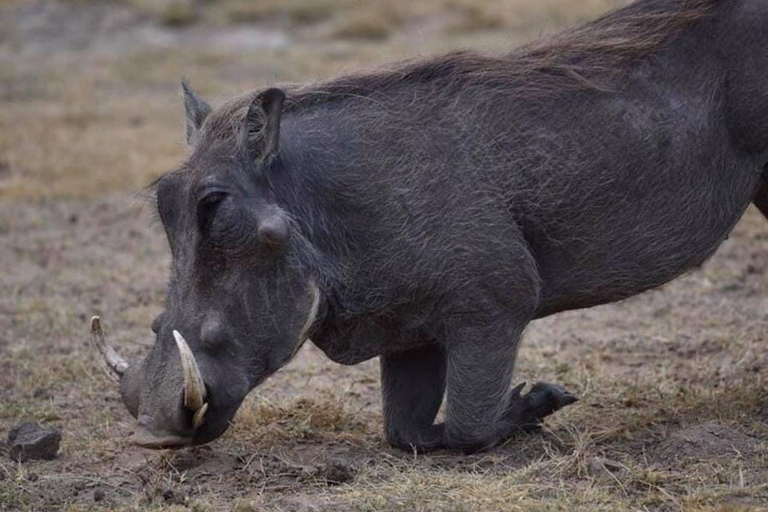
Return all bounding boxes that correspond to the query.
[291,281,320,358]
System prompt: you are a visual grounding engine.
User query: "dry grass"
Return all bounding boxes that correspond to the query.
[111,0,627,33]
[231,393,381,446]
[221,0,352,26]
[126,0,200,27]
[0,0,634,203]
[330,8,400,41]
[1,0,767,510]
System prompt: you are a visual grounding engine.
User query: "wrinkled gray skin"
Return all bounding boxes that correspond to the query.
[118,0,768,453]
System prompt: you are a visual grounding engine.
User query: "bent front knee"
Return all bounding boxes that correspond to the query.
[385,423,446,453]
[444,421,501,454]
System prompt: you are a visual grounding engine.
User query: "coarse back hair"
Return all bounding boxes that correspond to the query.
[199,0,717,149]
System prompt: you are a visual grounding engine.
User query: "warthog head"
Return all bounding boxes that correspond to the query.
[91,83,321,448]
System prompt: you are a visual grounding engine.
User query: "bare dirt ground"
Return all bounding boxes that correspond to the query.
[1,1,766,510]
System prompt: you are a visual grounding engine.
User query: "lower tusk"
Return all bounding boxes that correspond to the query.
[89,316,129,380]
[173,330,207,411]
[192,402,209,429]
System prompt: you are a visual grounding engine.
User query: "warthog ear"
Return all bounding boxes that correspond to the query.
[182,80,212,145]
[239,88,286,167]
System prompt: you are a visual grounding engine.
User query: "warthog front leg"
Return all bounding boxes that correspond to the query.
[380,239,576,453]
[381,344,446,452]
[441,312,577,453]
[380,344,575,452]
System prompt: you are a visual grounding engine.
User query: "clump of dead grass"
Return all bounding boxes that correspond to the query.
[231,392,380,446]
[331,460,625,512]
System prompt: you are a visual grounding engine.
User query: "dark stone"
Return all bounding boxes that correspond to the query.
[94,489,105,502]
[7,422,61,461]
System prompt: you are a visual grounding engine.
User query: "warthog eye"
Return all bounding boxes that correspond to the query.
[196,191,258,256]
[196,191,228,234]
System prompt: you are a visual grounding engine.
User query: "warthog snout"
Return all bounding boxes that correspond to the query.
[89,317,214,449]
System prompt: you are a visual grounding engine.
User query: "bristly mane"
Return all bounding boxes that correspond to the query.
[201,0,716,145]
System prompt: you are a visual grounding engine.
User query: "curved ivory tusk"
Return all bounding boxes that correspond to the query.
[172,330,207,412]
[192,402,209,429]
[89,316,129,380]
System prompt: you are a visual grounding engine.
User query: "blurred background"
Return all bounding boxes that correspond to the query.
[2,1,767,511]
[0,0,623,201]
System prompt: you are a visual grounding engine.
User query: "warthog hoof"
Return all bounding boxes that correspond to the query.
[502,382,578,436]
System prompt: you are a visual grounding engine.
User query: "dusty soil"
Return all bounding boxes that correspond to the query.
[1,1,766,510]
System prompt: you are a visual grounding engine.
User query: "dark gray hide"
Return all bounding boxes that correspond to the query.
[113,0,768,453]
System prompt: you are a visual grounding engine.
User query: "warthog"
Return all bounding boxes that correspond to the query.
[91,0,768,453]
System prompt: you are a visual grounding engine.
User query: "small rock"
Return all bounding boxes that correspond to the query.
[7,422,61,461]
[94,489,105,502]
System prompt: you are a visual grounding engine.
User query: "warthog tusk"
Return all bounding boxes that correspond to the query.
[192,402,209,429]
[172,330,207,413]
[89,316,129,380]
